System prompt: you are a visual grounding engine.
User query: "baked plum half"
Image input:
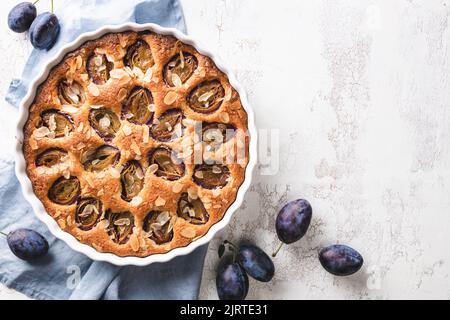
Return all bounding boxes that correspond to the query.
[124,40,154,73]
[89,108,121,140]
[35,148,68,167]
[58,79,85,106]
[163,51,198,87]
[177,192,209,225]
[120,160,145,201]
[122,86,154,125]
[81,145,120,172]
[87,53,114,85]
[188,80,225,113]
[150,109,184,142]
[193,164,230,189]
[148,146,185,181]
[48,176,80,205]
[38,109,74,138]
[104,210,134,244]
[75,197,102,230]
[143,210,175,245]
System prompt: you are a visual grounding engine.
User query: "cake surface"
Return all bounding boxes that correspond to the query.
[22,30,249,257]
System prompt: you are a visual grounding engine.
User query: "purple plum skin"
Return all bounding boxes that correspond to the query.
[237,244,274,282]
[7,2,37,33]
[276,199,312,244]
[319,244,364,276]
[216,262,249,300]
[7,228,49,261]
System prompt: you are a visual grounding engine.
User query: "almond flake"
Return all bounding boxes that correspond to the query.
[220,112,230,123]
[148,163,158,174]
[212,189,221,197]
[225,89,232,101]
[171,73,182,87]
[33,126,51,138]
[154,196,166,207]
[88,83,100,96]
[180,227,196,239]
[198,91,214,102]
[29,137,38,150]
[63,169,71,179]
[80,73,89,81]
[143,126,149,143]
[58,219,66,229]
[117,88,128,101]
[122,125,132,136]
[131,196,143,207]
[76,56,83,69]
[143,68,153,82]
[164,91,177,105]
[130,234,140,252]
[132,67,144,79]
[97,189,104,197]
[187,186,198,199]
[172,183,183,193]
[194,171,204,179]
[77,122,84,132]
[110,69,128,79]
[109,167,121,178]
[62,105,79,114]
[90,104,104,109]
[131,141,141,155]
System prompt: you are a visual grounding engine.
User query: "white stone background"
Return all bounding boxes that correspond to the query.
[0,0,449,300]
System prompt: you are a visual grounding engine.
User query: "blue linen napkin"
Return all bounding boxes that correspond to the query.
[1,0,208,300]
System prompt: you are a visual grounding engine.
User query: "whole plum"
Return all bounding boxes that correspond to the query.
[7,2,37,33]
[29,12,60,50]
[237,244,274,282]
[216,262,249,300]
[7,229,49,261]
[319,244,363,276]
[276,199,312,244]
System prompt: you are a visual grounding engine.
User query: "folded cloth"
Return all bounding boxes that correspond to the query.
[1,0,208,300]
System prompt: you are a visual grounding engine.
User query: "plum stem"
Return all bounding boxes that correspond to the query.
[272,242,283,257]
[33,0,41,5]
[223,240,238,262]
[0,231,8,237]
[51,0,54,13]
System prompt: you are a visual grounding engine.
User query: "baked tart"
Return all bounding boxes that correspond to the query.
[22,31,249,257]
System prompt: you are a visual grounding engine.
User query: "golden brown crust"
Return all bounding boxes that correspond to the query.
[22,31,250,257]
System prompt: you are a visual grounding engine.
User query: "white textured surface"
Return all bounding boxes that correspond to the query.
[1,0,450,300]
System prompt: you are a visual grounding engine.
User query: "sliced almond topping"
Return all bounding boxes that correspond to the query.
[110,68,128,79]
[220,112,230,123]
[109,167,121,178]
[58,219,66,229]
[187,186,198,199]
[90,104,104,109]
[212,189,221,198]
[164,91,178,105]
[131,196,143,207]
[198,91,214,102]
[80,73,89,81]
[129,234,140,252]
[130,141,141,155]
[148,163,159,174]
[62,105,79,113]
[88,83,100,96]
[171,73,182,87]
[194,171,204,179]
[29,137,38,150]
[133,67,145,79]
[143,125,149,143]
[63,169,71,179]
[77,122,84,133]
[75,55,83,69]
[122,125,132,136]
[180,227,196,239]
[33,126,51,139]
[172,183,183,193]
[154,196,166,207]
[143,68,153,82]
[225,89,232,101]
[97,188,104,197]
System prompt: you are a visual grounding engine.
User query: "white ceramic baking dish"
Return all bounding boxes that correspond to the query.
[14,23,257,266]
